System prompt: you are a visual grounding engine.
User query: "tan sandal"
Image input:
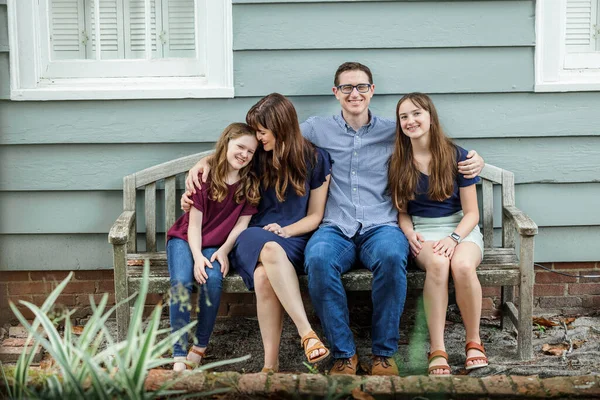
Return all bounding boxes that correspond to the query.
[301,330,330,364]
[427,350,451,376]
[260,366,278,373]
[185,347,206,370]
[464,341,488,370]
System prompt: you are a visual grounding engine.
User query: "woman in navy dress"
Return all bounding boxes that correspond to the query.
[184,93,332,372]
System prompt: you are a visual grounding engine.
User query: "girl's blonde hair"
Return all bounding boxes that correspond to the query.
[209,123,260,207]
[246,93,316,202]
[388,92,457,211]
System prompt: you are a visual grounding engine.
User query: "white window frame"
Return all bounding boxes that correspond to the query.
[536,0,600,92]
[7,0,233,100]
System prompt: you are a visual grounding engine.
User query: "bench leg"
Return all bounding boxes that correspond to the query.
[517,236,535,360]
[501,285,515,332]
[113,243,130,342]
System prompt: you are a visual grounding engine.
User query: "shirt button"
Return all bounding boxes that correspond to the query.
[352,171,356,175]
[353,188,357,191]
[354,152,357,156]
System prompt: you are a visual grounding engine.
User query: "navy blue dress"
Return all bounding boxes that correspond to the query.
[231,147,332,290]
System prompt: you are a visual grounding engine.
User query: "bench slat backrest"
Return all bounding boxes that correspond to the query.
[124,159,516,254]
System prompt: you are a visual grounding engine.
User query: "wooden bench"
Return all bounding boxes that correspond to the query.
[109,150,538,360]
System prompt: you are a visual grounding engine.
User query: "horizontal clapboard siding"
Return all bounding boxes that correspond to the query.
[2,226,598,271]
[3,93,600,145]
[233,1,534,50]
[233,48,534,96]
[2,137,599,191]
[1,183,599,235]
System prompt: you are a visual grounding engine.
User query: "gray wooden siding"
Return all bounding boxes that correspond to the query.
[1,0,599,270]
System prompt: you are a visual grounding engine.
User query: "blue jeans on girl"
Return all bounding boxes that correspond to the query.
[167,238,223,357]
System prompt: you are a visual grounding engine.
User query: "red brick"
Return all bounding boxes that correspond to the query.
[297,374,326,396]
[8,282,54,296]
[0,272,31,282]
[568,283,600,295]
[364,376,394,395]
[97,280,116,293]
[31,294,77,308]
[61,281,97,295]
[582,296,600,308]
[77,293,115,306]
[29,271,72,282]
[74,270,114,281]
[7,295,34,305]
[452,377,487,396]
[217,300,228,316]
[480,375,515,396]
[510,376,546,397]
[553,262,596,270]
[481,297,495,310]
[569,375,600,396]
[542,376,577,397]
[579,272,600,283]
[146,293,165,305]
[538,296,582,309]
[237,373,267,394]
[535,271,577,284]
[534,284,566,297]
[228,304,257,317]
[481,287,500,297]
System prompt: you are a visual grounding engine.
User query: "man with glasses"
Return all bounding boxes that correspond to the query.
[302,62,484,376]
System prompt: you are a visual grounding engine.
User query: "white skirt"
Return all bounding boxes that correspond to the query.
[412,211,484,258]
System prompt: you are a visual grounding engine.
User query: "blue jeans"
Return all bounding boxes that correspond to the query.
[167,238,223,357]
[304,224,409,358]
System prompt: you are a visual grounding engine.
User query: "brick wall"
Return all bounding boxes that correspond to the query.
[1,262,599,325]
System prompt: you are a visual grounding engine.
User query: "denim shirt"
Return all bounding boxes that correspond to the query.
[300,112,398,237]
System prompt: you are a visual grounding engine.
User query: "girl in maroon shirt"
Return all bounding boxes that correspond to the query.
[166,123,260,371]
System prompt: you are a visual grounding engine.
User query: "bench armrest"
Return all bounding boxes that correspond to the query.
[109,211,136,245]
[502,205,538,236]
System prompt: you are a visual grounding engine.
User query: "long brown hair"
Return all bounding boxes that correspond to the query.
[208,123,261,207]
[389,93,457,211]
[246,93,315,202]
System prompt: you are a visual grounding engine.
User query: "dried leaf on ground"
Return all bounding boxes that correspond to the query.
[542,343,569,356]
[560,317,577,325]
[352,387,375,400]
[72,326,84,335]
[533,317,558,327]
[572,339,586,349]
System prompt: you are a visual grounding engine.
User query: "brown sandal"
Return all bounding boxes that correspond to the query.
[427,350,451,376]
[301,330,330,364]
[260,366,278,373]
[185,347,206,370]
[464,341,488,370]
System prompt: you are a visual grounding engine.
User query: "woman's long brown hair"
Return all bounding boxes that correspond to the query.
[246,93,315,202]
[388,93,457,211]
[208,123,261,207]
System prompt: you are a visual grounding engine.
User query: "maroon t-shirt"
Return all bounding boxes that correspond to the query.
[167,181,257,247]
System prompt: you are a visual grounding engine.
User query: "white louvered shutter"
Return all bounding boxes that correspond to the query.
[86,0,125,59]
[50,0,87,60]
[162,0,196,58]
[566,0,599,52]
[124,0,161,58]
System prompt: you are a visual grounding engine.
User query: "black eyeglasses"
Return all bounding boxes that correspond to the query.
[336,84,372,94]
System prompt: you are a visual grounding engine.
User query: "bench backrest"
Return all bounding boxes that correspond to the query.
[122,155,515,253]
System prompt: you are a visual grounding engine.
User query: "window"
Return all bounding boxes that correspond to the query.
[536,0,600,92]
[8,0,233,100]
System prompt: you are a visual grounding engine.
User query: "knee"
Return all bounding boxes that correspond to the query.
[254,267,274,295]
[204,266,223,287]
[260,241,285,264]
[425,256,450,286]
[450,258,478,281]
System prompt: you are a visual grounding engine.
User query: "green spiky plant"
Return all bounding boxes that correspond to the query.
[1,260,249,399]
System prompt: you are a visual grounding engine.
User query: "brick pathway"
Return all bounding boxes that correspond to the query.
[144,370,600,398]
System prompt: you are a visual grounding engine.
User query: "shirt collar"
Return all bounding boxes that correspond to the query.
[335,110,376,132]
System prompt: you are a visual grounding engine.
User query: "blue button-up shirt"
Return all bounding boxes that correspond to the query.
[301,112,398,238]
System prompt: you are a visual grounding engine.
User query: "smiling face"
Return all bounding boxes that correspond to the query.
[255,124,276,152]
[333,70,374,120]
[398,99,431,141]
[226,134,258,171]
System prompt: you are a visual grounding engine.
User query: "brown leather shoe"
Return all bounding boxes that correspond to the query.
[329,354,359,375]
[371,356,399,376]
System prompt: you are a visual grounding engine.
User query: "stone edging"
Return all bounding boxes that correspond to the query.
[144,370,600,398]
